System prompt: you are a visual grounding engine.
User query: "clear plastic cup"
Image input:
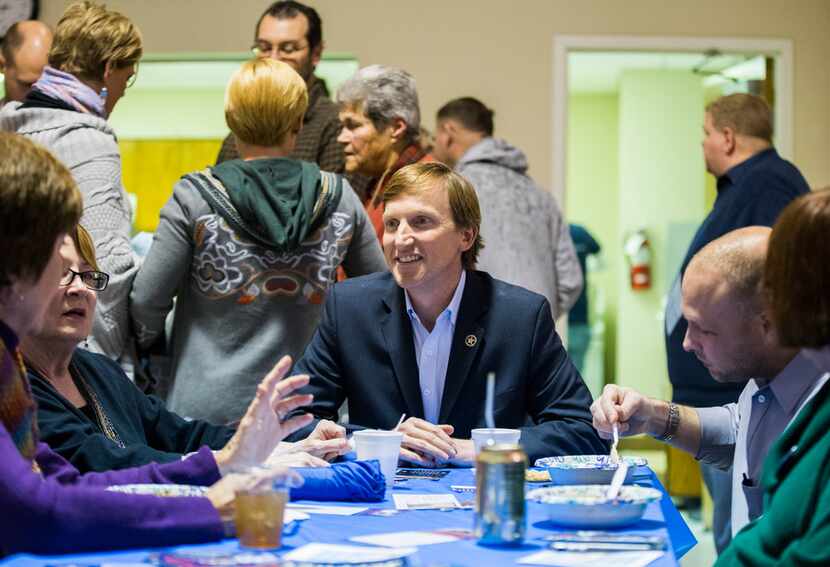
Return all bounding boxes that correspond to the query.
[353,429,404,487]
[471,428,522,455]
[234,480,288,549]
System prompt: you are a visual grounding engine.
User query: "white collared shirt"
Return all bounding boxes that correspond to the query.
[404,271,467,424]
[695,351,830,535]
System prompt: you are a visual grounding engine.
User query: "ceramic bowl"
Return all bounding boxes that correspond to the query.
[527,484,662,528]
[534,454,648,485]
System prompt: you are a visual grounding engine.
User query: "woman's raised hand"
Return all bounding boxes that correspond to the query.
[214,355,314,475]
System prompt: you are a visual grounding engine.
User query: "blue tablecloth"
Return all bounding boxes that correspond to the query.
[2,466,694,567]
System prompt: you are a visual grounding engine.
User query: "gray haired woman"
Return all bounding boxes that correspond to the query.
[336,64,434,241]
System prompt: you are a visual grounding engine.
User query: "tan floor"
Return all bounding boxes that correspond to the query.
[679,508,717,567]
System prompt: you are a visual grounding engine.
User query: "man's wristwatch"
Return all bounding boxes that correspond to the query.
[658,402,680,442]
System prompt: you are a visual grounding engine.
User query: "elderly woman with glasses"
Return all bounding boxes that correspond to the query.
[336,65,434,240]
[0,1,143,367]
[715,187,830,566]
[24,225,346,473]
[0,132,314,554]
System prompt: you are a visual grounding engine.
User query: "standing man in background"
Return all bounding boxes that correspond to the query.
[0,20,52,105]
[664,93,810,554]
[215,1,359,186]
[432,96,582,320]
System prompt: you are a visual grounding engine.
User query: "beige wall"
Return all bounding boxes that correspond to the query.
[42,0,830,190]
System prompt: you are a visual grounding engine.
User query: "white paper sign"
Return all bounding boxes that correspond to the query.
[283,543,417,564]
[350,530,463,547]
[286,503,368,516]
[392,493,461,510]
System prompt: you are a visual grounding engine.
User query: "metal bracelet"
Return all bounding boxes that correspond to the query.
[659,402,680,442]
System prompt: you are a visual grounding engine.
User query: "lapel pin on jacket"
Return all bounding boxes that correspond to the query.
[465,334,477,347]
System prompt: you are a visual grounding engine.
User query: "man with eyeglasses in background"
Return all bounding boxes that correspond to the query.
[216,1,367,196]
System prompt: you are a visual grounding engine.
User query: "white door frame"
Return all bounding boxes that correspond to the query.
[551,35,794,204]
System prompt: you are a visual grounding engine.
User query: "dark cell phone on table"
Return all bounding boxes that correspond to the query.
[396,468,449,479]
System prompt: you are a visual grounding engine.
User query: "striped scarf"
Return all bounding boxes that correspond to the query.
[0,322,39,460]
[29,66,106,118]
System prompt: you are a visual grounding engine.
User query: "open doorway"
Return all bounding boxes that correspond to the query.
[553,36,791,402]
[555,39,791,563]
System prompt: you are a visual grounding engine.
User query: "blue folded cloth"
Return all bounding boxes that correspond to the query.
[290,460,385,502]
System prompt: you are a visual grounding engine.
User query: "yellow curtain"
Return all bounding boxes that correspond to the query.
[120,139,224,232]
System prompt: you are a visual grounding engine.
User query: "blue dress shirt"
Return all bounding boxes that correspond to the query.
[404,270,467,424]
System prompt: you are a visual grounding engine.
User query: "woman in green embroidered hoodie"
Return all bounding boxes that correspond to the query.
[130,59,386,426]
[716,187,830,566]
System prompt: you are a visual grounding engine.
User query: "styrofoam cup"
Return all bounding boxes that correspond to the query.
[471,428,521,454]
[353,430,403,487]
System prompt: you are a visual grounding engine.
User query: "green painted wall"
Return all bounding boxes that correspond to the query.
[567,93,620,384]
[109,57,359,139]
[3,56,359,139]
[617,70,705,399]
[569,73,707,399]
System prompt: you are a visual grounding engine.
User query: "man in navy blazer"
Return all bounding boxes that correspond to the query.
[293,162,606,464]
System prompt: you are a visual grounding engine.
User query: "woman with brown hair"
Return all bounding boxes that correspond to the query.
[1,1,144,366]
[716,187,830,566]
[0,132,311,554]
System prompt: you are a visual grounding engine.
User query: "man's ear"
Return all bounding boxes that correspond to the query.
[443,120,460,145]
[722,126,737,155]
[310,42,323,69]
[0,52,6,74]
[443,120,458,136]
[459,226,476,251]
[758,308,773,336]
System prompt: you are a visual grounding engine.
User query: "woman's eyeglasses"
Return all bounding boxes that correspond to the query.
[60,268,110,291]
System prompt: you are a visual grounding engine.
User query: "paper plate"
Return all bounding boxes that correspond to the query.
[527,484,662,529]
[154,550,282,567]
[534,455,648,485]
[106,485,309,527]
[106,483,209,497]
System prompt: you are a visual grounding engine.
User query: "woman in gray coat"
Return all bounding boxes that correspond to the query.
[0,1,142,365]
[131,59,386,426]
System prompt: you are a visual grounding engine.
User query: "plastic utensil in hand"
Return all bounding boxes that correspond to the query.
[606,460,628,500]
[609,423,620,465]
